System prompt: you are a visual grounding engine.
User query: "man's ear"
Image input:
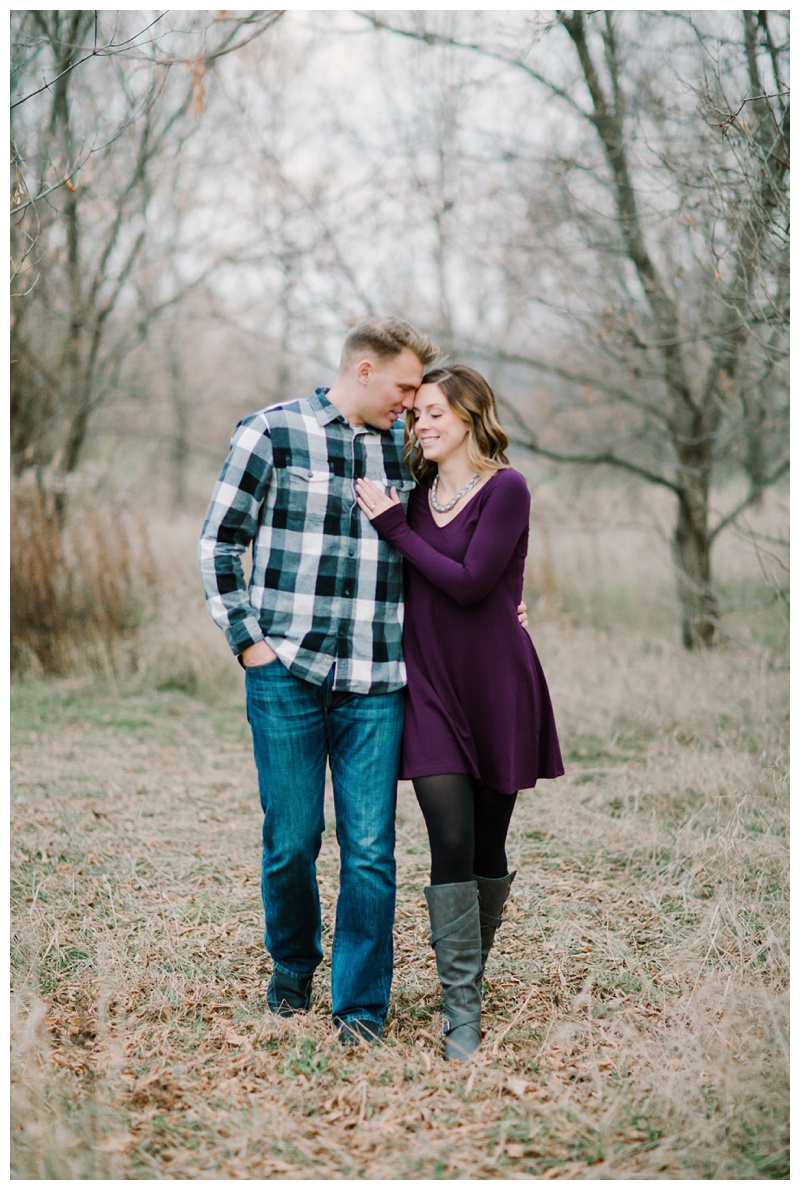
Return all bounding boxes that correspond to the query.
[355,358,373,385]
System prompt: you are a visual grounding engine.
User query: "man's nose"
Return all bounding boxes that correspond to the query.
[401,391,416,410]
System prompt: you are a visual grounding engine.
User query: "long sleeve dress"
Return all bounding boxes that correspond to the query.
[370,468,564,795]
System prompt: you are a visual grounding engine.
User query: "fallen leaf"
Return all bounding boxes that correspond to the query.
[222,1028,248,1046]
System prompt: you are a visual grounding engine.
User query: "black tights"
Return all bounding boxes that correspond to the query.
[413,773,518,886]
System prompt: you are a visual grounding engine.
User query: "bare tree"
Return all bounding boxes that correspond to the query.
[10,9,787,656]
[360,9,789,648]
[10,10,283,492]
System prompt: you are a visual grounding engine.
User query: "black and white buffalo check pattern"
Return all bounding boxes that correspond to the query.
[199,388,414,694]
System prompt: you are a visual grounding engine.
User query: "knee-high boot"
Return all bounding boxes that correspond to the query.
[475,870,516,979]
[424,881,482,1061]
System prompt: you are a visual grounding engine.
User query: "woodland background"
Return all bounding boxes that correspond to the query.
[10,9,788,1179]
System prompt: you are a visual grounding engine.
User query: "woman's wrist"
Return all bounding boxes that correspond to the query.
[371,502,407,537]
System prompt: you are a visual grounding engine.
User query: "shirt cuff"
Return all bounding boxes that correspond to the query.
[227,621,265,657]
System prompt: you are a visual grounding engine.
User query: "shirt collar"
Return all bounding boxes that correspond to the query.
[310,387,395,437]
[310,387,347,426]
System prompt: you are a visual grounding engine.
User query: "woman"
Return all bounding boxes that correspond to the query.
[356,364,564,1061]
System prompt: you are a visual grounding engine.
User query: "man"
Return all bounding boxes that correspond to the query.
[199,317,439,1045]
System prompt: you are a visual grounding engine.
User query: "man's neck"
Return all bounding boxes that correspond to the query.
[326,379,364,428]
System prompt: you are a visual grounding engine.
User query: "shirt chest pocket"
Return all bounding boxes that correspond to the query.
[369,475,415,510]
[283,465,332,529]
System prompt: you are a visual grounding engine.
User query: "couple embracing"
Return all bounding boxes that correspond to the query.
[199,317,563,1062]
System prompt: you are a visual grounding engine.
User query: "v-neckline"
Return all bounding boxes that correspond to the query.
[426,472,500,529]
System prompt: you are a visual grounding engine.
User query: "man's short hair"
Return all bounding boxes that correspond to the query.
[341,316,439,369]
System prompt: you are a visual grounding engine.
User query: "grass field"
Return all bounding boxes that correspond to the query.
[10,485,789,1178]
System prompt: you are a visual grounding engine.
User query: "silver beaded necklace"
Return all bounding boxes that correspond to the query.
[429,471,482,514]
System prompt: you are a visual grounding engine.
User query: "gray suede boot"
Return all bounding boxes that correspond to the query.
[475,870,516,979]
[425,881,482,1062]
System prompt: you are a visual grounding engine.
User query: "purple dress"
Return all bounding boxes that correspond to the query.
[371,468,564,794]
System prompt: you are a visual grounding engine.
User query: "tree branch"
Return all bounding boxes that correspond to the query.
[10,13,168,109]
[709,459,789,543]
[355,11,591,119]
[495,394,681,493]
[148,11,285,66]
[560,11,698,421]
[466,342,672,425]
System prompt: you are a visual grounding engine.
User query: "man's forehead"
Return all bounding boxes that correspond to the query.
[391,352,424,384]
[384,348,422,370]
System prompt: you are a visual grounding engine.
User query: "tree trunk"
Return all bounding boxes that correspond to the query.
[672,482,719,649]
[170,356,189,510]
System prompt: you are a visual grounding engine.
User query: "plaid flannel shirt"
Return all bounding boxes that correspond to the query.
[199,388,415,694]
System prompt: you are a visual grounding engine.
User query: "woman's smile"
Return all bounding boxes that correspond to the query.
[413,384,469,464]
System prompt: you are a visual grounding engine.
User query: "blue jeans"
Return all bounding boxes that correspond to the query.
[245,659,404,1028]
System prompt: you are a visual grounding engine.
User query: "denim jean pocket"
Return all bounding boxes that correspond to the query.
[244,656,280,675]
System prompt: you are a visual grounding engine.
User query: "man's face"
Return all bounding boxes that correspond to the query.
[354,348,424,430]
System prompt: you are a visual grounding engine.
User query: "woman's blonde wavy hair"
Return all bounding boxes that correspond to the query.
[404,364,510,484]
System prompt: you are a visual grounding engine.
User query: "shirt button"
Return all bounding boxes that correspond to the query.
[344,587,352,596]
[307,468,314,477]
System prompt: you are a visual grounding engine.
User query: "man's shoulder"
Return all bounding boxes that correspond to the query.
[233,396,324,446]
[243,394,315,427]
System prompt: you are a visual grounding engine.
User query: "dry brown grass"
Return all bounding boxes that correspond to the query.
[10,482,789,1177]
[10,590,788,1179]
[11,477,157,677]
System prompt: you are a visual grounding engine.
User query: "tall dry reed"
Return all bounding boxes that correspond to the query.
[11,477,157,676]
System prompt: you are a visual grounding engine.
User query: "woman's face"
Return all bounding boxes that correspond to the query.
[412,384,470,466]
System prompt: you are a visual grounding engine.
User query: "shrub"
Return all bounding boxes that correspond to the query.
[11,475,157,676]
